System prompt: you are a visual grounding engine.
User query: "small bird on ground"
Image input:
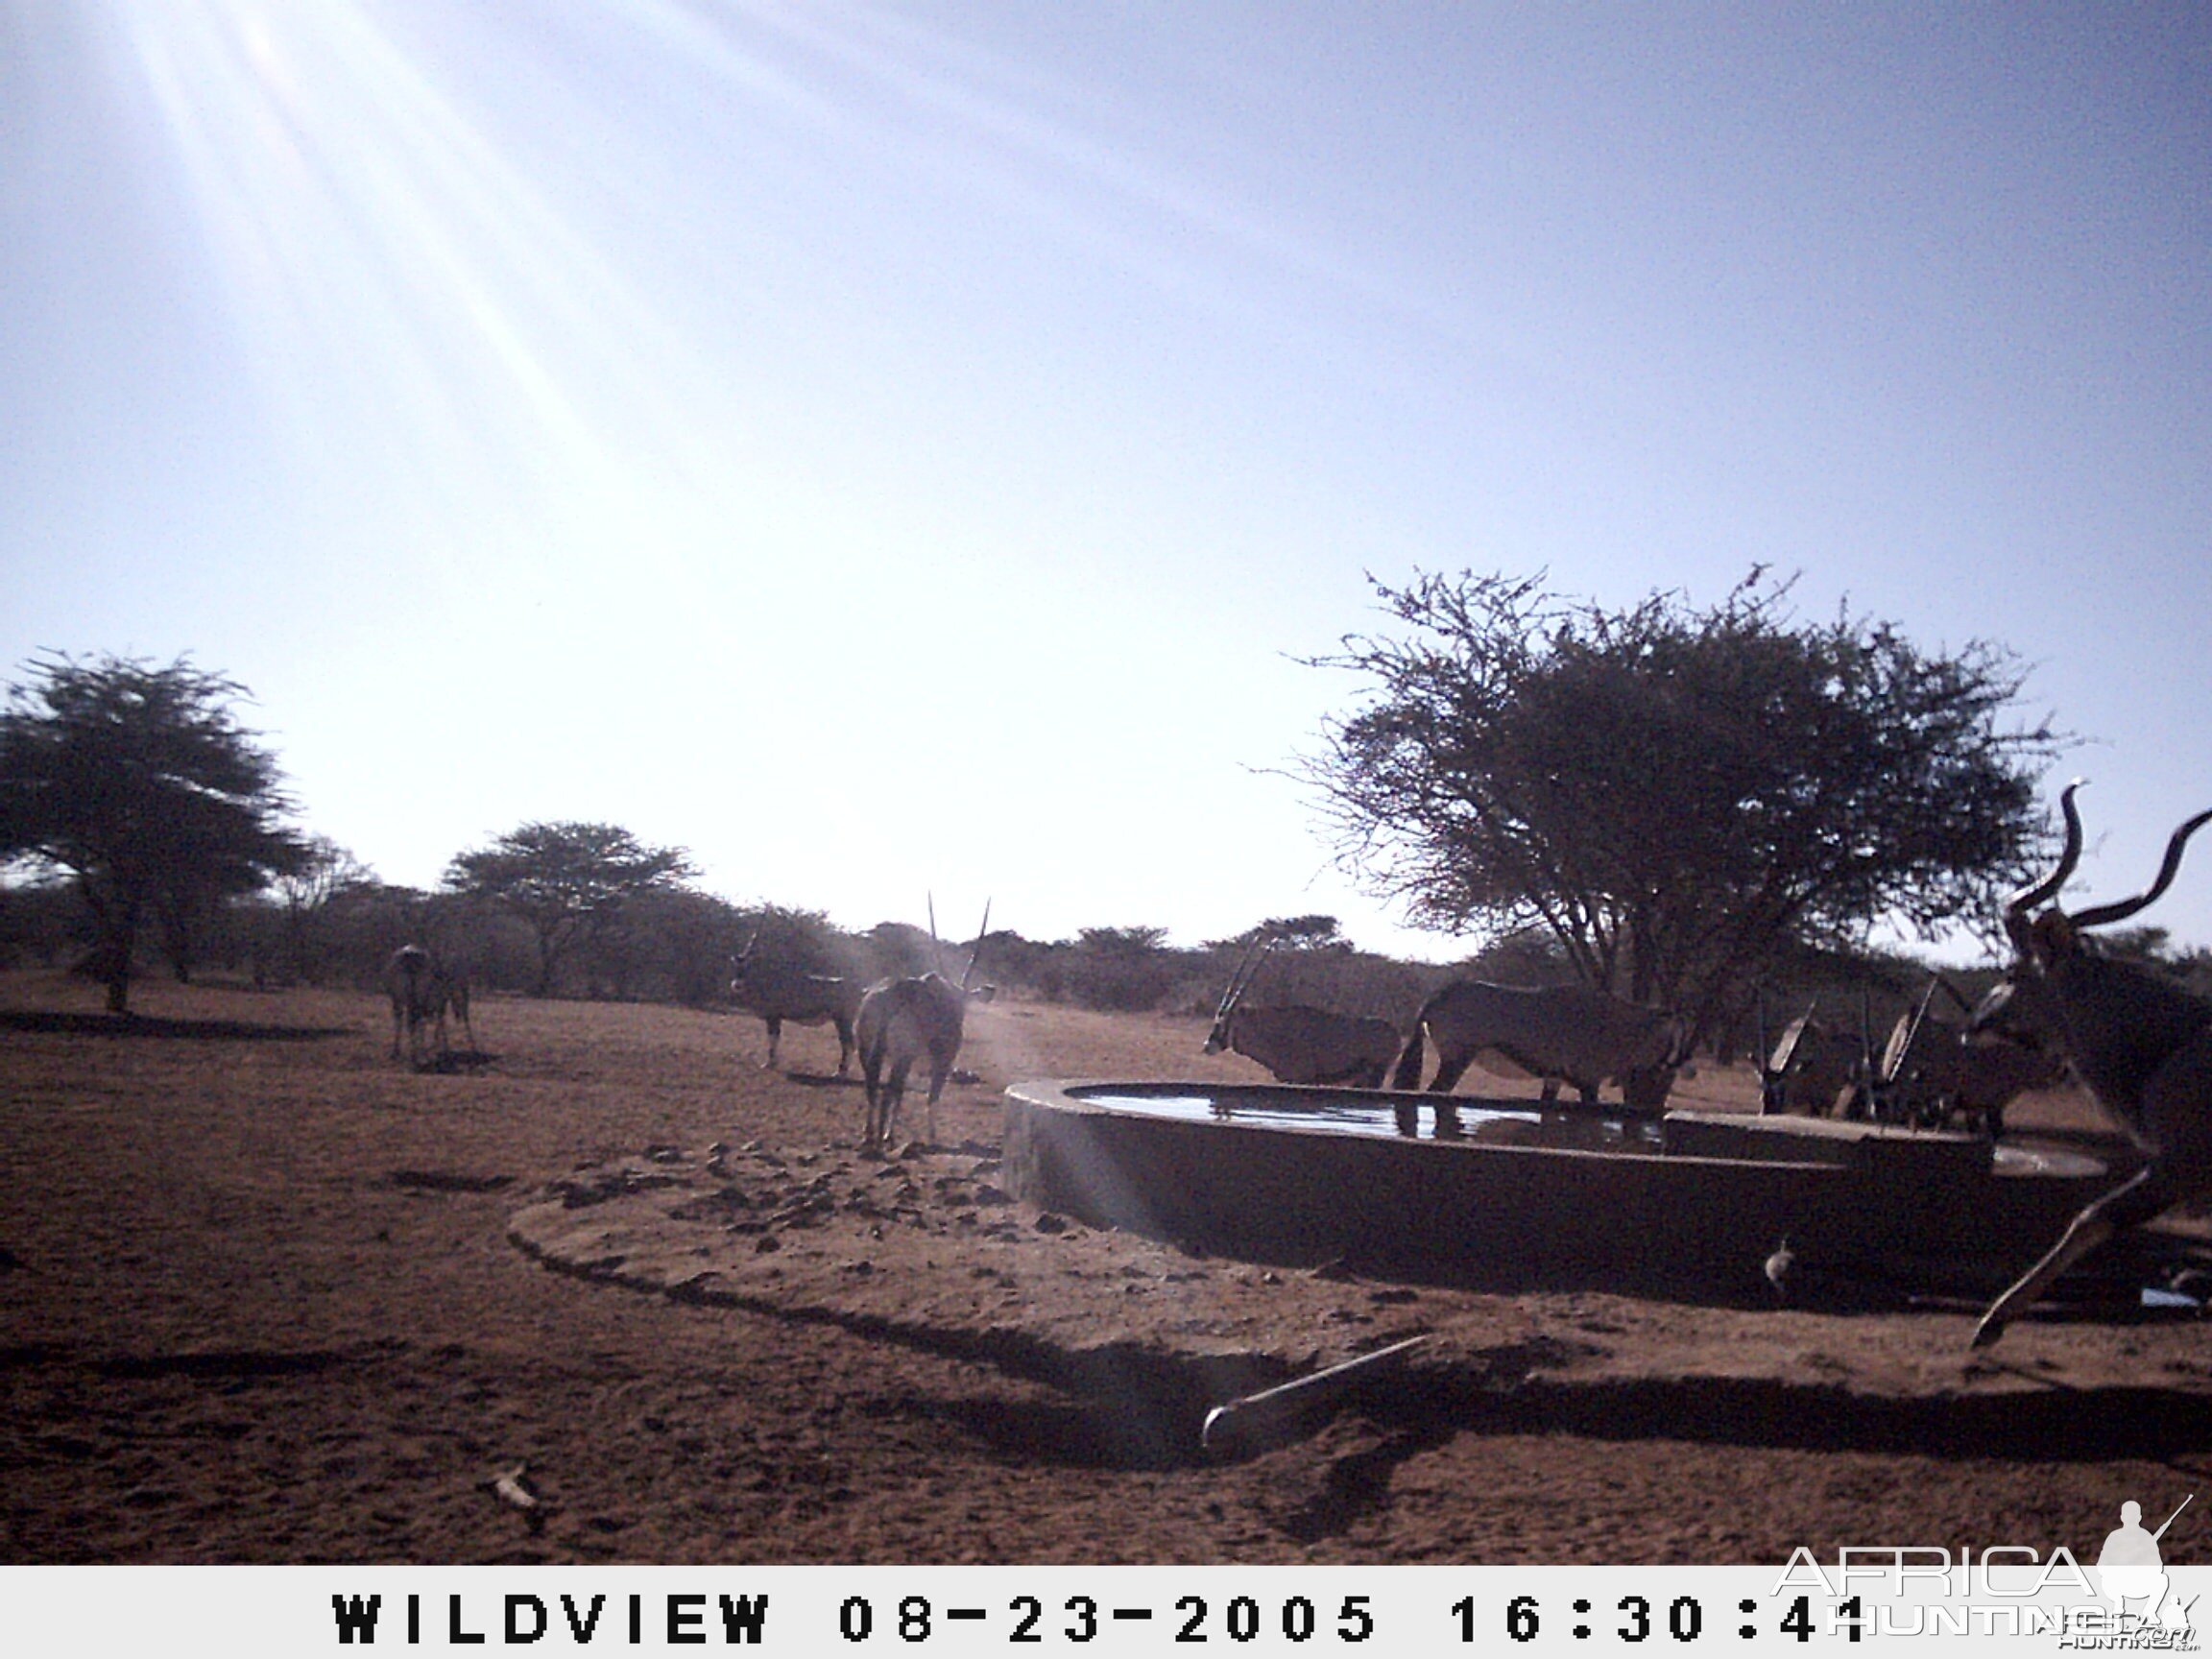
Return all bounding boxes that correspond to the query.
[1765,1238,1795,1302]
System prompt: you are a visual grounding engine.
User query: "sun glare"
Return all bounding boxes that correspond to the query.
[104,1,717,544]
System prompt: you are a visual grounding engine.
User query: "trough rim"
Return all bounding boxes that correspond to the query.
[1009,1076,1850,1176]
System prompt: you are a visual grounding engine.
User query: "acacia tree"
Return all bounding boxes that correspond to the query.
[0,654,308,1011]
[1207,915,1350,951]
[445,821,696,996]
[1300,571,2062,1042]
[270,835,376,986]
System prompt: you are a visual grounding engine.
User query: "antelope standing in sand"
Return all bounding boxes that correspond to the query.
[383,945,474,1065]
[1202,940,1401,1088]
[857,902,996,1152]
[729,935,863,1075]
[1968,783,2212,1348]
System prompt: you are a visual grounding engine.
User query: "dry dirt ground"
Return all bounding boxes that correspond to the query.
[3,969,2209,1567]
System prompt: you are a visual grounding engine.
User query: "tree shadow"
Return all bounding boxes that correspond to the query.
[0,1010,350,1042]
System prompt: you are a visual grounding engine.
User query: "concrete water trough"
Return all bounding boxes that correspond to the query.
[1000,1080,2120,1301]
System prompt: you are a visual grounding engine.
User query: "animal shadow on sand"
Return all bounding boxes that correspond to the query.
[0,1010,349,1042]
[928,1394,1196,1473]
[1380,1367,2212,1464]
[1272,1422,1458,1545]
[408,1048,498,1074]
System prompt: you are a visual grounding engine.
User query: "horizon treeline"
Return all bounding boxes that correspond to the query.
[9,850,2204,1061]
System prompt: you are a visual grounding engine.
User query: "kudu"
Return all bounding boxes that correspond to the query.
[1968,783,2212,1348]
[1390,979,1695,1136]
[729,934,863,1076]
[383,945,474,1066]
[1202,940,1401,1089]
[857,901,997,1153]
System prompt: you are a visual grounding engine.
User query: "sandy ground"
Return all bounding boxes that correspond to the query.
[3,971,2208,1566]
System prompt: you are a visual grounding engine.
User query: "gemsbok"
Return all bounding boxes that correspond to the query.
[383,945,474,1066]
[729,935,863,1076]
[1968,782,2212,1348]
[1871,974,2066,1137]
[1752,984,2058,1135]
[1391,979,1695,1135]
[1758,1001,1868,1118]
[856,902,996,1152]
[1202,940,1401,1088]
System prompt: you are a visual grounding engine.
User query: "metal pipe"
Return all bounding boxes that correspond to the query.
[1199,1334,1430,1458]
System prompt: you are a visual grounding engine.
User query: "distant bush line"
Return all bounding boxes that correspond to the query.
[0,878,1447,1021]
[6,876,2204,1058]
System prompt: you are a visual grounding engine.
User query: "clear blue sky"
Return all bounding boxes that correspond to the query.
[5,3,2208,962]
